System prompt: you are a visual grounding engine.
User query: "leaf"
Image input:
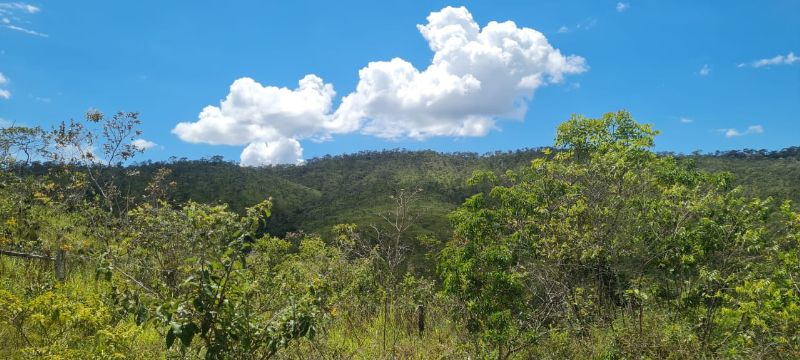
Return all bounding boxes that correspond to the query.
[179,322,199,347]
[135,304,147,325]
[193,296,204,311]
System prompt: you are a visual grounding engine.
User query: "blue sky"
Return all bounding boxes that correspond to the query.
[1,1,798,165]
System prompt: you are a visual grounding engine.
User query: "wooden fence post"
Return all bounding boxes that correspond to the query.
[0,248,63,282]
[417,303,425,336]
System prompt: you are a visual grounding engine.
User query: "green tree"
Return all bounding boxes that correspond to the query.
[439,110,800,358]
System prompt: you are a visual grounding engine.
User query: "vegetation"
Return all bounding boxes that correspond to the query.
[1,110,798,359]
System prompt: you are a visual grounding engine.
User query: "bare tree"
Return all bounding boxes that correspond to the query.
[0,125,51,170]
[50,110,144,215]
[358,188,423,355]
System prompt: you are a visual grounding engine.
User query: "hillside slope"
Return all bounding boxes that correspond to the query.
[119,147,800,241]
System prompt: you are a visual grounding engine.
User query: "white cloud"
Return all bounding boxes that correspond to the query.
[679,117,693,124]
[0,2,40,14]
[698,64,710,76]
[616,2,630,12]
[0,117,11,127]
[240,139,304,166]
[174,6,586,166]
[131,138,157,151]
[739,52,798,68]
[0,72,9,99]
[5,24,47,37]
[173,74,341,167]
[575,18,597,30]
[335,6,587,140]
[558,25,569,33]
[0,2,46,37]
[173,74,340,144]
[719,125,764,138]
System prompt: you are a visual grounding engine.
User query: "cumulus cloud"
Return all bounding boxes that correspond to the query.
[172,75,339,165]
[131,138,157,151]
[698,64,710,76]
[240,138,304,166]
[335,6,587,140]
[719,125,764,138]
[739,52,798,68]
[174,6,586,166]
[173,75,340,145]
[616,2,630,12]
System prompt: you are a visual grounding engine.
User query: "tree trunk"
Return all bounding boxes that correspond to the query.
[55,249,66,282]
[417,304,425,336]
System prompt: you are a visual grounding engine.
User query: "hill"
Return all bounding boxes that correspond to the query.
[119,147,800,240]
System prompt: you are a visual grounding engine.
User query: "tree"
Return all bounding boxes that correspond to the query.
[438,110,800,358]
[50,110,144,215]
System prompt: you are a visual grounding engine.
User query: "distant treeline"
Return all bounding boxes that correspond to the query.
[10,146,800,243]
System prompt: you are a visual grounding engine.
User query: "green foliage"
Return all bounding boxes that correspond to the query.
[1,109,799,359]
[439,110,800,358]
[0,265,163,359]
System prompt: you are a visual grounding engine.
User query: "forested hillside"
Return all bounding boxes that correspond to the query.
[114,146,800,241]
[691,148,800,207]
[114,149,548,239]
[1,111,798,359]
